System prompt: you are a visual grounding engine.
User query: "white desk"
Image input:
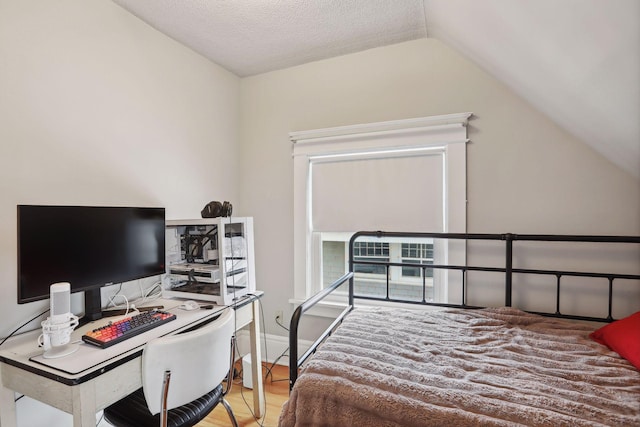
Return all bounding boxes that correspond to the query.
[0,293,264,427]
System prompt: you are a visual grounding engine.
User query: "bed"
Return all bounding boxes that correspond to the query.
[281,232,640,427]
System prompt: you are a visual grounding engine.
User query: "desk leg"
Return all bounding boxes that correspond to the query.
[249,300,265,417]
[0,378,17,427]
[71,383,96,427]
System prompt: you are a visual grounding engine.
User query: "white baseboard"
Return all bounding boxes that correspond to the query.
[235,330,311,366]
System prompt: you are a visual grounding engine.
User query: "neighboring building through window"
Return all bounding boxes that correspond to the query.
[322,236,436,303]
[402,243,434,278]
[353,241,389,275]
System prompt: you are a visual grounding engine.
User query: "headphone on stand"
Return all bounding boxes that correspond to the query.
[200,201,233,218]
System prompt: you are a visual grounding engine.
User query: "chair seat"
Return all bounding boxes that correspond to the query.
[103,384,224,427]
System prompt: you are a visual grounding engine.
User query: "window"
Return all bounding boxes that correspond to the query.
[292,114,471,305]
[321,236,436,302]
[353,242,389,275]
[401,243,433,278]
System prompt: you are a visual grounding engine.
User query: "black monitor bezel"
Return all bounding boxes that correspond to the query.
[17,205,166,321]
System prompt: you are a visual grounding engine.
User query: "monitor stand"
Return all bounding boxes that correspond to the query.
[79,288,104,326]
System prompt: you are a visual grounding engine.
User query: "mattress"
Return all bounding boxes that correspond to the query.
[279,307,640,427]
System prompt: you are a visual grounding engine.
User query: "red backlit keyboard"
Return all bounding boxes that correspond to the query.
[82,310,176,349]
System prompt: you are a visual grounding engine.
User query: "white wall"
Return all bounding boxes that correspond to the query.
[0,4,637,424]
[239,38,640,337]
[0,0,240,338]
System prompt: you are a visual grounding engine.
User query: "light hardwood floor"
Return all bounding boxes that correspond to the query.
[197,363,290,427]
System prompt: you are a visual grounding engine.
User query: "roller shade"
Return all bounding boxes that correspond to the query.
[311,152,444,232]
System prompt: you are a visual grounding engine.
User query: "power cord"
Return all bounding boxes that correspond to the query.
[264,346,289,383]
[275,315,289,332]
[106,294,131,316]
[105,283,124,308]
[104,279,162,315]
[1,308,51,406]
[266,309,290,382]
[137,279,162,305]
[0,308,50,348]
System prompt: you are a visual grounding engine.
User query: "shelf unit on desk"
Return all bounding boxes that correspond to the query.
[164,217,256,305]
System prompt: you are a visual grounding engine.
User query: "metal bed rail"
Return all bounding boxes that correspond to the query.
[289,231,640,389]
[289,272,354,389]
[349,231,640,322]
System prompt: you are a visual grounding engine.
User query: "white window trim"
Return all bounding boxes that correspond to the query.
[291,113,472,305]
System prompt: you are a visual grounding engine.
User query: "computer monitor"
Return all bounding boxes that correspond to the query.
[17,205,166,321]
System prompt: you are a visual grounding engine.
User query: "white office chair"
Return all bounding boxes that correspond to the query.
[103,308,239,427]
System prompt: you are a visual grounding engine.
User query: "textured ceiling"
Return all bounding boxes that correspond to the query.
[112,0,639,179]
[111,0,429,77]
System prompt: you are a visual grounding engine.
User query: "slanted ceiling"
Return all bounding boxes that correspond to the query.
[112,0,639,179]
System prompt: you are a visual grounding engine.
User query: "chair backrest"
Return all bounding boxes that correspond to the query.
[141,308,234,415]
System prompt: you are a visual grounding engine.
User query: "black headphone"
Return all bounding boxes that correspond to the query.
[201,201,233,218]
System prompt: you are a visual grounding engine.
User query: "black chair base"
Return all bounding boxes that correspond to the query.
[104,384,224,427]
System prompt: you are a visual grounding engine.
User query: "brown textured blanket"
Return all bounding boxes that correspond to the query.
[279,307,640,426]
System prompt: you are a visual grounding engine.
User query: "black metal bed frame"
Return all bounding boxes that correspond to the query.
[289,231,640,389]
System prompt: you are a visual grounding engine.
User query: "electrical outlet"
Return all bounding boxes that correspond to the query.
[275,310,283,323]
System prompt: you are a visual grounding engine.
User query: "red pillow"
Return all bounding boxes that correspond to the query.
[590,311,640,370]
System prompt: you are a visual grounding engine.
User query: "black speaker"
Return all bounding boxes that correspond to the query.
[201,201,233,218]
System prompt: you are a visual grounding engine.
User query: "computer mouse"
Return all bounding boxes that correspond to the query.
[180,300,200,311]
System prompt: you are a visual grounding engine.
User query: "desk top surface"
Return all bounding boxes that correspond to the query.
[0,292,262,385]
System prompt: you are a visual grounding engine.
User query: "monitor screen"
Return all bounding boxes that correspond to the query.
[17,205,165,319]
